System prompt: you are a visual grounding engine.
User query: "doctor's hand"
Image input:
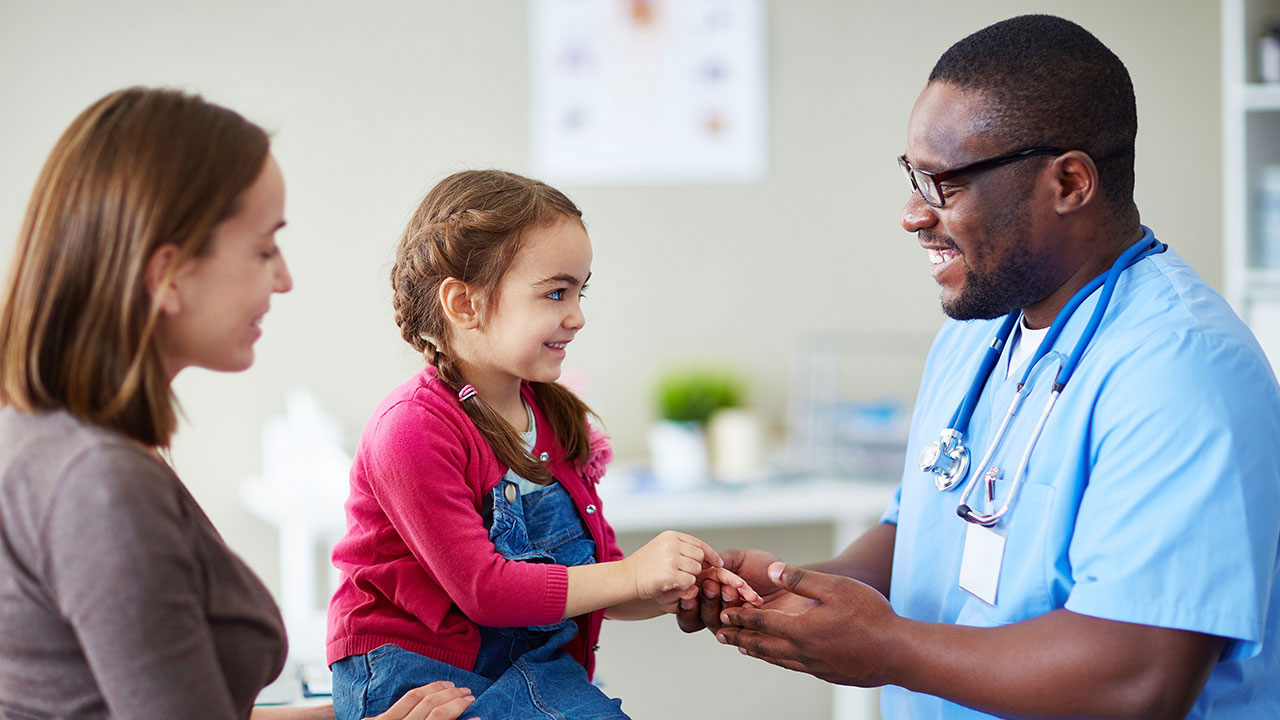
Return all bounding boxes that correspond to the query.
[715,561,898,687]
[677,548,811,634]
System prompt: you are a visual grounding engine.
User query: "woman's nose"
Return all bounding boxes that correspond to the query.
[274,255,294,293]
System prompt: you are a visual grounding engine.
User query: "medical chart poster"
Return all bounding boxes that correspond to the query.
[529,0,768,185]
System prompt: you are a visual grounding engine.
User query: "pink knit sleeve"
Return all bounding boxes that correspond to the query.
[365,401,568,627]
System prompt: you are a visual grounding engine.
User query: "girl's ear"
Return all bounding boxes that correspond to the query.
[144,244,183,315]
[439,277,480,329]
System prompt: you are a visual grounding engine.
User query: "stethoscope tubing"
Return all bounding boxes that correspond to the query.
[932,234,1163,526]
[950,313,1021,433]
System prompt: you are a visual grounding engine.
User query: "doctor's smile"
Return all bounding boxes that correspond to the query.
[923,240,963,282]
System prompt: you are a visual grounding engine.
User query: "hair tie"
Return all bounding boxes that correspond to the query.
[458,384,478,402]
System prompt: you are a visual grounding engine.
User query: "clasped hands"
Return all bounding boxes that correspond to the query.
[675,548,898,688]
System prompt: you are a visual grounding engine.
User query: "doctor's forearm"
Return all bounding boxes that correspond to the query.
[882,608,1222,719]
[805,521,896,597]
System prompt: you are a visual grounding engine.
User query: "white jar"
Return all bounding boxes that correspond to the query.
[1258,164,1280,268]
[1262,31,1280,83]
[708,408,764,485]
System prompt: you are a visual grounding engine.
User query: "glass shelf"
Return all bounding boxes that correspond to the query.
[1244,83,1280,110]
[1247,268,1280,297]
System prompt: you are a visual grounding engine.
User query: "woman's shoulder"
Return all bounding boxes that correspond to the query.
[0,406,165,478]
[0,407,182,538]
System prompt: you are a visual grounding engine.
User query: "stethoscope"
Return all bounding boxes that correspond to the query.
[918,234,1164,527]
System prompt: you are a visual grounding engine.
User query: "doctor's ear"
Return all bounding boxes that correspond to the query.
[439,277,481,330]
[1050,150,1098,215]
[144,243,184,315]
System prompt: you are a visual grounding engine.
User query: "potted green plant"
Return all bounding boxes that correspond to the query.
[648,369,744,488]
[656,370,742,424]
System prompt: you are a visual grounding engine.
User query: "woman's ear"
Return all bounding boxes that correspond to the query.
[439,277,480,329]
[144,244,183,315]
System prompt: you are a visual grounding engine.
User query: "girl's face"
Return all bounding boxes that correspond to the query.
[154,154,292,379]
[469,216,592,389]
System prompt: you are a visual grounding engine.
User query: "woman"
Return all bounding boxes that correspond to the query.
[0,87,474,720]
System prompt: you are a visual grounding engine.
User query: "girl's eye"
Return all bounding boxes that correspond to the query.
[546,289,565,301]
[260,245,280,261]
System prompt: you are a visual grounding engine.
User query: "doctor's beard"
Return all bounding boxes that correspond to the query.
[937,196,1058,321]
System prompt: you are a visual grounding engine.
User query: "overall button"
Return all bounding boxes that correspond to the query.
[538,451,549,461]
[504,483,517,504]
[584,504,597,514]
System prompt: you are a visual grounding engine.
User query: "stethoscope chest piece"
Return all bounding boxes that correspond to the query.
[919,428,970,491]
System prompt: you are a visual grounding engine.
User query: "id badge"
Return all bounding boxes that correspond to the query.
[959,522,1005,606]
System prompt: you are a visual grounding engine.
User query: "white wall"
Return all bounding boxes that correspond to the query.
[0,1,1219,717]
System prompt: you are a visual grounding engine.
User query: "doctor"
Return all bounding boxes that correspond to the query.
[680,14,1280,719]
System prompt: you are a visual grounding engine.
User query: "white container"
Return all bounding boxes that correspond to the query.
[708,408,764,485]
[1262,31,1280,83]
[1259,164,1280,268]
[647,420,709,490]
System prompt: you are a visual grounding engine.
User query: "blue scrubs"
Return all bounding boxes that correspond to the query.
[881,228,1280,718]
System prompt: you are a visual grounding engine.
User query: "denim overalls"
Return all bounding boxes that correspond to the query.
[332,405,629,720]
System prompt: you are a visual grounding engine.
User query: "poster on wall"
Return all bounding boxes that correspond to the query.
[529,0,768,185]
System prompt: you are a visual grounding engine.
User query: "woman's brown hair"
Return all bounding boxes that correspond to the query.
[0,87,270,446]
[392,169,595,483]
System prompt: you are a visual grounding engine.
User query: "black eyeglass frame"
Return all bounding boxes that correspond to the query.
[898,146,1067,208]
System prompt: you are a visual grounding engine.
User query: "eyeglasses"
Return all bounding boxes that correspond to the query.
[898,146,1066,208]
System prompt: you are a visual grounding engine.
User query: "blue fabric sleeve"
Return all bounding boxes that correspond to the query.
[881,484,902,525]
[1064,330,1280,661]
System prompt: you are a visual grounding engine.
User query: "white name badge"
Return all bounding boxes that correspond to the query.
[959,521,1006,606]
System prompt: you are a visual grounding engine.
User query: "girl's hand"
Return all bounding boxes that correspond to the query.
[654,566,765,613]
[622,530,727,600]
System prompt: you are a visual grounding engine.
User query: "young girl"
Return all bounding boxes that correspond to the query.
[326,170,759,719]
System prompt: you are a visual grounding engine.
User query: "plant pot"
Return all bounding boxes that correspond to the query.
[647,420,709,490]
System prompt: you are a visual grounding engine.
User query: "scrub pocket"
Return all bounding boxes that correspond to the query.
[955,479,1057,627]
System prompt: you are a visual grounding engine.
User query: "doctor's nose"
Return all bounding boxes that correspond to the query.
[901,192,939,234]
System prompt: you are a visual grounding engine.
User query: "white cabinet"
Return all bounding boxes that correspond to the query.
[1223,0,1280,368]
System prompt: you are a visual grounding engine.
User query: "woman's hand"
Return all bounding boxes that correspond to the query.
[252,682,476,720]
[367,681,477,720]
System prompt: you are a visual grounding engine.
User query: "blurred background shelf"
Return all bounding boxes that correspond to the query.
[1223,0,1280,371]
